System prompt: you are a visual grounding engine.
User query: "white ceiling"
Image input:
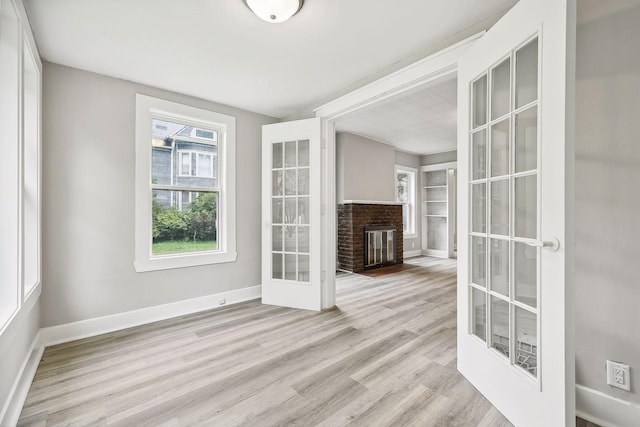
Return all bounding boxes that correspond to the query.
[24,0,517,119]
[335,76,457,155]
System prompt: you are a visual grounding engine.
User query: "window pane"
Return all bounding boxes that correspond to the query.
[472,130,487,180]
[298,140,309,167]
[471,287,487,341]
[514,241,537,308]
[298,168,309,195]
[472,74,487,128]
[298,197,309,225]
[491,119,510,177]
[272,226,283,251]
[273,142,283,169]
[284,169,297,196]
[298,226,310,253]
[491,57,511,120]
[471,183,486,233]
[284,226,297,252]
[285,254,297,280]
[515,306,538,377]
[491,297,510,358]
[272,253,283,280]
[515,107,538,173]
[298,255,309,282]
[514,175,537,239]
[471,236,486,287]
[285,141,296,168]
[197,153,212,177]
[515,38,538,109]
[151,190,217,255]
[490,179,509,236]
[272,198,283,224]
[490,238,509,297]
[284,199,297,224]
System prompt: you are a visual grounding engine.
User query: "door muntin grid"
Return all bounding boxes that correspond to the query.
[271,139,311,283]
[468,36,540,379]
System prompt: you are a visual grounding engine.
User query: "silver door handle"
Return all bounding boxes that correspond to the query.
[523,238,560,252]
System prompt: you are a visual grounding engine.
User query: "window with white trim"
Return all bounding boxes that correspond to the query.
[135,95,237,272]
[395,166,417,237]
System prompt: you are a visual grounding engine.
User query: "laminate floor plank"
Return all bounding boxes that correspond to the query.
[20,257,523,426]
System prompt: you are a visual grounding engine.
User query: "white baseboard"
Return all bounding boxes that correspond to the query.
[403,250,422,258]
[0,332,44,427]
[576,384,640,427]
[40,285,261,346]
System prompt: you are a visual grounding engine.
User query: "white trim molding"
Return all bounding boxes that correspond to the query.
[576,384,640,427]
[40,285,261,346]
[403,250,422,258]
[0,331,44,427]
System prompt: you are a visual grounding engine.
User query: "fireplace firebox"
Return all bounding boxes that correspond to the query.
[364,226,396,269]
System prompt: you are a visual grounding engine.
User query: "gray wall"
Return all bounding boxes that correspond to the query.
[575,3,640,404]
[41,62,277,327]
[420,150,457,166]
[336,133,395,203]
[395,150,422,253]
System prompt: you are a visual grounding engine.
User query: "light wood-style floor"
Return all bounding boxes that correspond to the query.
[17,257,595,426]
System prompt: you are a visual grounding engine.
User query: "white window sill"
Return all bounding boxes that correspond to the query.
[134,251,237,272]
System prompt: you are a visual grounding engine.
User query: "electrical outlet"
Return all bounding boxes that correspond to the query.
[606,360,631,391]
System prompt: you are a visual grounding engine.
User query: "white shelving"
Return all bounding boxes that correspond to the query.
[421,162,457,258]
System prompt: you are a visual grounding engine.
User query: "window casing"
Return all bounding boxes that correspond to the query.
[395,166,417,238]
[135,95,237,272]
[0,0,42,334]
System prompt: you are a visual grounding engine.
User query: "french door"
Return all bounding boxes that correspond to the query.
[261,118,322,311]
[457,0,575,426]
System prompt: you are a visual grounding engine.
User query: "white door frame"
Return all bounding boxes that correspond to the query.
[313,32,485,309]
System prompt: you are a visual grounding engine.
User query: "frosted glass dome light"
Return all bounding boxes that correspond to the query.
[244,0,304,24]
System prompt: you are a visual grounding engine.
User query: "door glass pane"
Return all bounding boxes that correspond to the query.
[490,179,509,236]
[472,130,487,180]
[491,297,510,358]
[514,241,537,308]
[298,168,309,195]
[515,107,538,173]
[284,169,297,195]
[272,171,283,196]
[272,199,283,224]
[285,254,297,280]
[272,226,283,251]
[491,57,511,120]
[284,226,296,252]
[490,239,509,297]
[298,140,309,167]
[298,226,310,253]
[272,142,283,168]
[298,255,309,282]
[514,174,537,239]
[515,307,537,377]
[471,287,487,341]
[515,38,538,108]
[284,199,297,224]
[471,236,486,287]
[284,141,296,168]
[491,119,510,177]
[298,197,309,224]
[473,75,487,128]
[472,183,486,233]
[272,253,283,280]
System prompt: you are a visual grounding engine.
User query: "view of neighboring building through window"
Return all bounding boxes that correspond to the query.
[396,166,416,236]
[135,94,237,272]
[151,119,220,255]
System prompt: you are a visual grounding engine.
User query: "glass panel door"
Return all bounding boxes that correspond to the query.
[468,36,540,378]
[271,139,310,282]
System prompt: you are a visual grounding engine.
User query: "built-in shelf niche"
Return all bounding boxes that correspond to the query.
[421,162,457,258]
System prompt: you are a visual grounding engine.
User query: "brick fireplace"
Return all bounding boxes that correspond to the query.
[337,202,403,273]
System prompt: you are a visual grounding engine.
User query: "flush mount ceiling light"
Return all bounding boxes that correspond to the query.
[244,0,304,24]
